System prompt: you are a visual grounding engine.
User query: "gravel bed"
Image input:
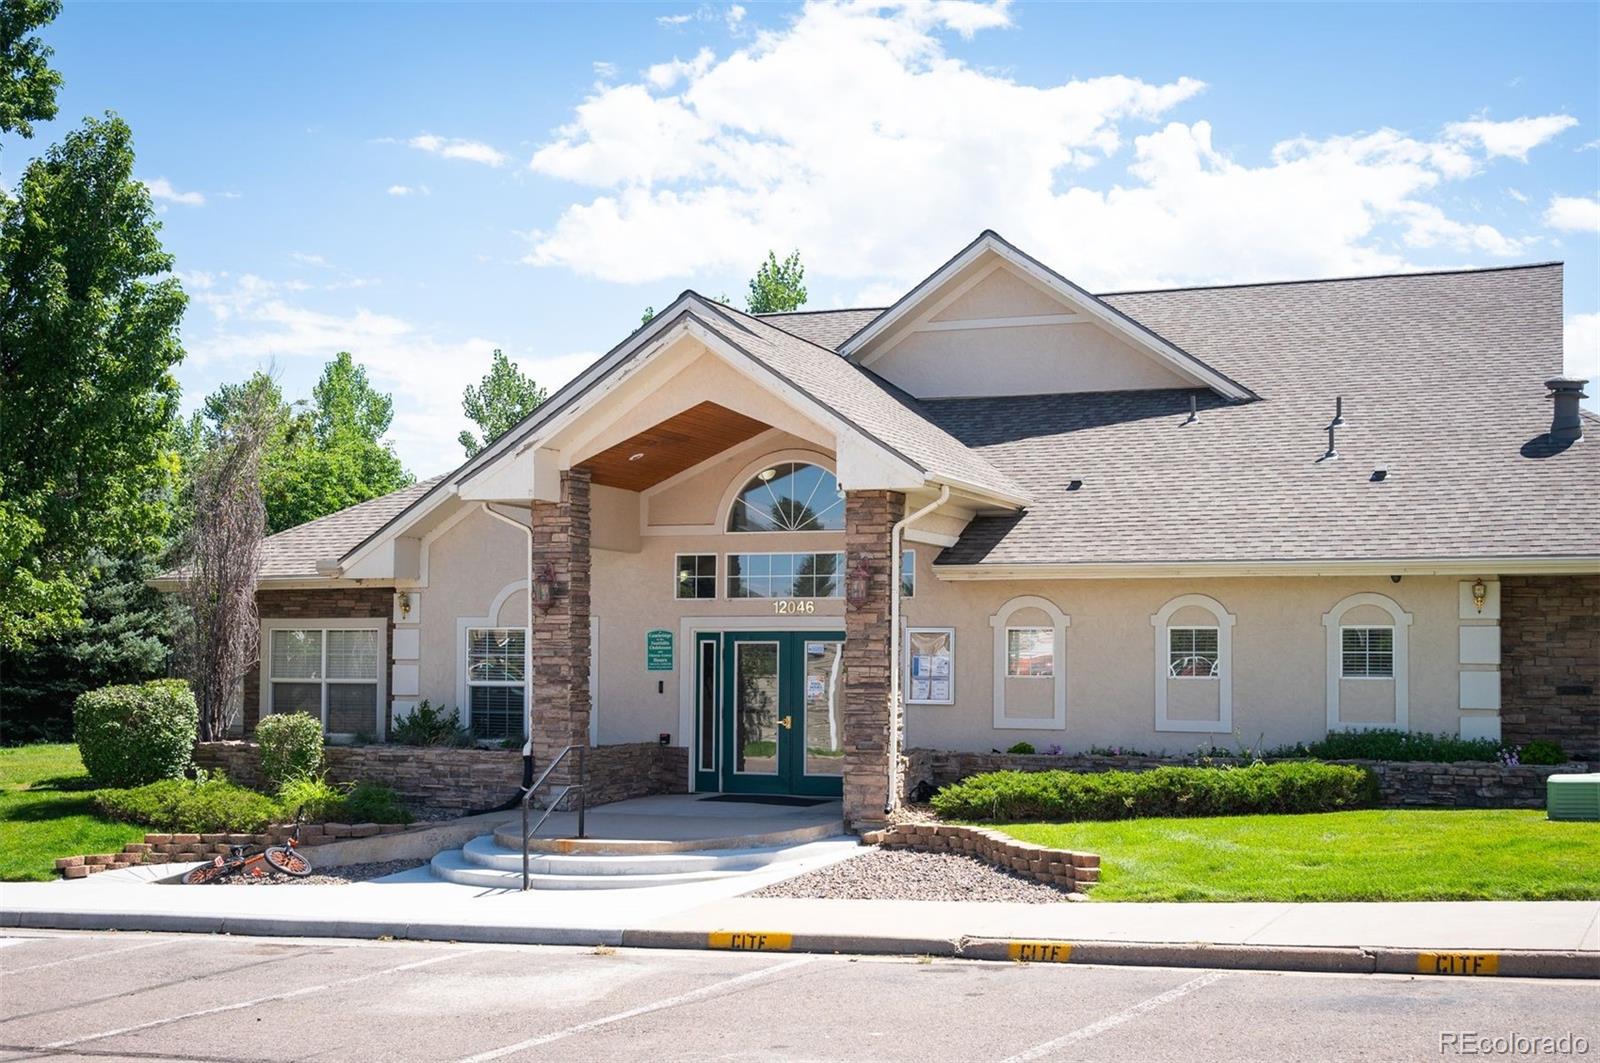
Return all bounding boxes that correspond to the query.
[748,847,1071,904]
[196,859,426,885]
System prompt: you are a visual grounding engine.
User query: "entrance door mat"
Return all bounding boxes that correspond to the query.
[698,794,833,807]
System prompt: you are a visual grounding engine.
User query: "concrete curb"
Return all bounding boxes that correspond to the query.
[8,906,1596,978]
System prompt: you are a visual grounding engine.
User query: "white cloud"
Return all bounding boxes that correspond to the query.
[657,12,694,26]
[522,1,1548,291]
[386,183,431,197]
[290,251,331,268]
[1566,312,1600,386]
[1444,113,1578,162]
[592,61,618,80]
[1506,187,1528,204]
[1544,195,1600,233]
[181,274,591,474]
[144,177,205,207]
[406,133,509,167]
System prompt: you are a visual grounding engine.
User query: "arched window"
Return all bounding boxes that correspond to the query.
[1151,594,1235,734]
[726,462,844,532]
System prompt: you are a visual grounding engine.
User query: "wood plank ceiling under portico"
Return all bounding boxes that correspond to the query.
[576,400,772,492]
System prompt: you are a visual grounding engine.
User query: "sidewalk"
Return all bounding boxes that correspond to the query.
[3,869,1596,979]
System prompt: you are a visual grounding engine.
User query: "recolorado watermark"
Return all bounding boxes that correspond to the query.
[1441,1032,1590,1056]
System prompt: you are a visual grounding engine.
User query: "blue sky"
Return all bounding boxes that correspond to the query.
[6,1,1597,476]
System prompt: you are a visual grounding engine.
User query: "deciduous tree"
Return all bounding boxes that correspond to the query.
[745,250,807,314]
[459,349,547,457]
[0,0,63,142]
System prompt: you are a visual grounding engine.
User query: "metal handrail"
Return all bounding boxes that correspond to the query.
[520,744,586,891]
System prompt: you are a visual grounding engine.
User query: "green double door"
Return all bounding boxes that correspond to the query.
[693,631,845,798]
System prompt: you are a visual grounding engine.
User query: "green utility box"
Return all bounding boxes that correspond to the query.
[1547,773,1600,822]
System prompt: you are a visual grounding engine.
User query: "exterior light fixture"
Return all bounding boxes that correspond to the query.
[628,452,646,462]
[758,468,777,481]
[395,591,412,619]
[1471,578,1488,613]
[532,562,559,612]
[847,561,871,607]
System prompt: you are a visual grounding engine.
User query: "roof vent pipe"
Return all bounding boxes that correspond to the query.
[1546,378,1588,443]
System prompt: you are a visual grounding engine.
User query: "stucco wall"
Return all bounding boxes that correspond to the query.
[397,444,1508,761]
[868,265,1195,398]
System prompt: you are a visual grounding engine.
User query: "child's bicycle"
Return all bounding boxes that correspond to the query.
[181,818,313,884]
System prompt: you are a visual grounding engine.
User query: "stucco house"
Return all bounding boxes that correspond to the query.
[162,231,1600,829]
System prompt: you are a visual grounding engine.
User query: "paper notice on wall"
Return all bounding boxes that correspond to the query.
[911,678,932,702]
[932,655,951,678]
[806,676,826,700]
[912,655,933,677]
[929,678,951,702]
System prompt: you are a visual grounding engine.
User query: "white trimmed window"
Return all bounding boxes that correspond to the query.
[1168,627,1220,678]
[1341,626,1395,678]
[266,622,384,738]
[900,549,916,597]
[466,628,526,741]
[675,554,717,600]
[1006,628,1054,677]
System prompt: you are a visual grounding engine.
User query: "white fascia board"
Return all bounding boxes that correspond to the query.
[931,556,1600,580]
[842,232,1253,402]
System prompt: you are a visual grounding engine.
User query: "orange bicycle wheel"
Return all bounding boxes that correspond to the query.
[264,846,313,878]
[182,859,237,885]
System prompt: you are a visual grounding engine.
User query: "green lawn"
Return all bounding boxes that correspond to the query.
[0,744,144,881]
[996,809,1600,902]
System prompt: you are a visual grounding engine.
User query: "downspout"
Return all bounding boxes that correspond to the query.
[887,484,950,815]
[482,503,536,797]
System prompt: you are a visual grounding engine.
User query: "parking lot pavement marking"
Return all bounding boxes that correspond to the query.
[455,954,819,1063]
[1,937,180,976]
[40,947,491,1050]
[1000,970,1230,1062]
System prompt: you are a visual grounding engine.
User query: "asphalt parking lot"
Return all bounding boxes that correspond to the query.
[1,930,1595,1061]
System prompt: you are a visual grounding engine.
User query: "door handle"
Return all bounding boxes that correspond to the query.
[777,715,793,730]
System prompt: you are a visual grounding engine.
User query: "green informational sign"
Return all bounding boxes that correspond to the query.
[646,629,674,671]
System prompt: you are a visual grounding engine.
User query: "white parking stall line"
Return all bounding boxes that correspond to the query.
[2,937,181,976]
[42,947,490,1049]
[456,954,819,1062]
[1000,970,1230,1062]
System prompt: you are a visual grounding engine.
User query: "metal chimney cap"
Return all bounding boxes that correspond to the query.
[1545,377,1590,397]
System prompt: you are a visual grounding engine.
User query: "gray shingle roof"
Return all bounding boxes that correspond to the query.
[257,476,445,579]
[756,308,884,349]
[929,263,1599,566]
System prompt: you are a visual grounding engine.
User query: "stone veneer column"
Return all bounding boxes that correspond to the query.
[1501,574,1599,761]
[530,468,592,792]
[842,489,904,831]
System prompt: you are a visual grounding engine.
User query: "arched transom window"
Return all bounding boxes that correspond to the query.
[727,462,844,533]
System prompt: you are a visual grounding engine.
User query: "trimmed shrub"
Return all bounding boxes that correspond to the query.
[1005,741,1037,755]
[255,713,325,787]
[390,700,472,748]
[1275,729,1502,763]
[930,762,1378,823]
[73,680,198,787]
[275,776,412,825]
[342,781,412,824]
[94,776,282,833]
[1519,740,1568,766]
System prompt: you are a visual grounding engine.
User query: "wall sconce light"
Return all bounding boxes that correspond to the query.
[395,591,412,620]
[1471,578,1488,613]
[847,561,871,607]
[532,562,559,612]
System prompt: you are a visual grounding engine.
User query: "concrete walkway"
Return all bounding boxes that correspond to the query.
[3,865,1596,978]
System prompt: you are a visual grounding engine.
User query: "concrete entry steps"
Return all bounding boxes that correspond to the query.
[428,793,855,889]
[430,835,858,890]
[490,793,846,855]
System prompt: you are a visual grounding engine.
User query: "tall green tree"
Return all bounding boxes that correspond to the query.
[0,114,186,651]
[195,356,412,534]
[745,250,807,314]
[459,349,547,458]
[0,0,62,142]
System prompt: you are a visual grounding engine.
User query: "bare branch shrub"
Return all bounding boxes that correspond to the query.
[179,395,271,742]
